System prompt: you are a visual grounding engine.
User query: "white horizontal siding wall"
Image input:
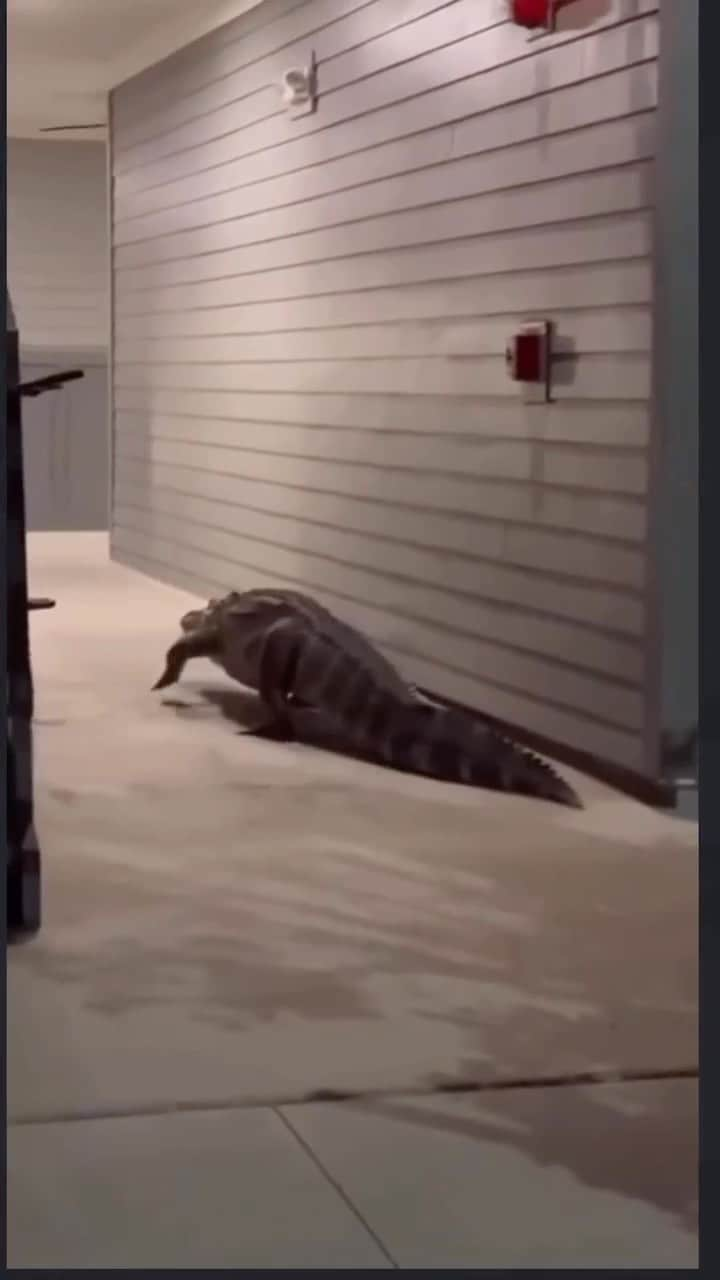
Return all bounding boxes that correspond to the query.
[110,0,659,774]
[7,139,108,357]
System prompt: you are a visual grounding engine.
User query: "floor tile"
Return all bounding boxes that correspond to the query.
[7,1107,391,1269]
[281,1078,698,1269]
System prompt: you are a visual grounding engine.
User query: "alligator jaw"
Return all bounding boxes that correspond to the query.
[151,663,178,691]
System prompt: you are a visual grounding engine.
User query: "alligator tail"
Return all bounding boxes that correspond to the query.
[376,704,583,808]
[497,740,583,808]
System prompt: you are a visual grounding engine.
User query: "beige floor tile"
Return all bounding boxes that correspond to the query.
[7,1107,391,1269]
[281,1079,698,1269]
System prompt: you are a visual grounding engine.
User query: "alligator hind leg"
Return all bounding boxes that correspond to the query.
[244,716,296,742]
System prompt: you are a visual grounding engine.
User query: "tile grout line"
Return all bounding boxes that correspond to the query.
[8,1066,699,1129]
[273,1106,400,1269]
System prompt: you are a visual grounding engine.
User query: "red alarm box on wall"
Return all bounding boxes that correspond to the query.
[509,0,574,32]
[506,321,552,401]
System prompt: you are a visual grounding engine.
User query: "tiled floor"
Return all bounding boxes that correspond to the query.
[9,1082,698,1269]
[7,535,698,1268]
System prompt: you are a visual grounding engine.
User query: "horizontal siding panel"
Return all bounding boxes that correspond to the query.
[9,220,106,249]
[114,437,646,542]
[8,267,108,292]
[115,48,657,225]
[8,139,108,352]
[114,159,652,273]
[114,113,654,250]
[116,413,537,479]
[317,0,544,98]
[114,454,644,590]
[20,346,107,370]
[114,0,656,146]
[14,284,106,304]
[17,326,107,351]
[115,477,643,635]
[113,505,642,729]
[114,305,651,363]
[113,538,645,771]
[113,261,652,336]
[115,411,648,494]
[543,450,647,494]
[115,0,491,165]
[114,352,651,400]
[17,293,106,316]
[113,4,658,195]
[114,388,650,447]
[15,296,105,316]
[114,212,651,304]
[113,0,386,136]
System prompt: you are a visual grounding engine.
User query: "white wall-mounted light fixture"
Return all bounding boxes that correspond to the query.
[281,51,317,118]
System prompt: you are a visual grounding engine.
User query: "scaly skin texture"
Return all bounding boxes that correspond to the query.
[177,588,417,702]
[153,589,583,808]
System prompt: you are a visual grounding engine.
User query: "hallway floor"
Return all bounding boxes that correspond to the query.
[7,534,698,1268]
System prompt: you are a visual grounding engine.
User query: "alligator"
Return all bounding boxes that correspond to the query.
[152,589,583,808]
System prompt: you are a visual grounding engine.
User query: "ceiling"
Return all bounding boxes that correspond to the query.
[7,0,267,140]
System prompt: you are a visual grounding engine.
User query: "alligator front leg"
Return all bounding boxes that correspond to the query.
[243,620,304,741]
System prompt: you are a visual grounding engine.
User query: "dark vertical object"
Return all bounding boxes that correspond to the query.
[5,292,86,939]
[6,291,41,937]
[649,0,699,817]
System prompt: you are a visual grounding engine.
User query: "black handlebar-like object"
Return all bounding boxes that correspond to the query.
[18,370,85,616]
[18,368,85,397]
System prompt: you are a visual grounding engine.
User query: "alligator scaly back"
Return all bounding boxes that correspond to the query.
[177,588,416,701]
[253,616,583,808]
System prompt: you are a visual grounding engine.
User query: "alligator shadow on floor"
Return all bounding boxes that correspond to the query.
[195,685,387,771]
[161,686,260,730]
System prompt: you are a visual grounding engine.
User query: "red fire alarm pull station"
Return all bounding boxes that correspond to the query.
[506,322,552,402]
[509,0,574,33]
